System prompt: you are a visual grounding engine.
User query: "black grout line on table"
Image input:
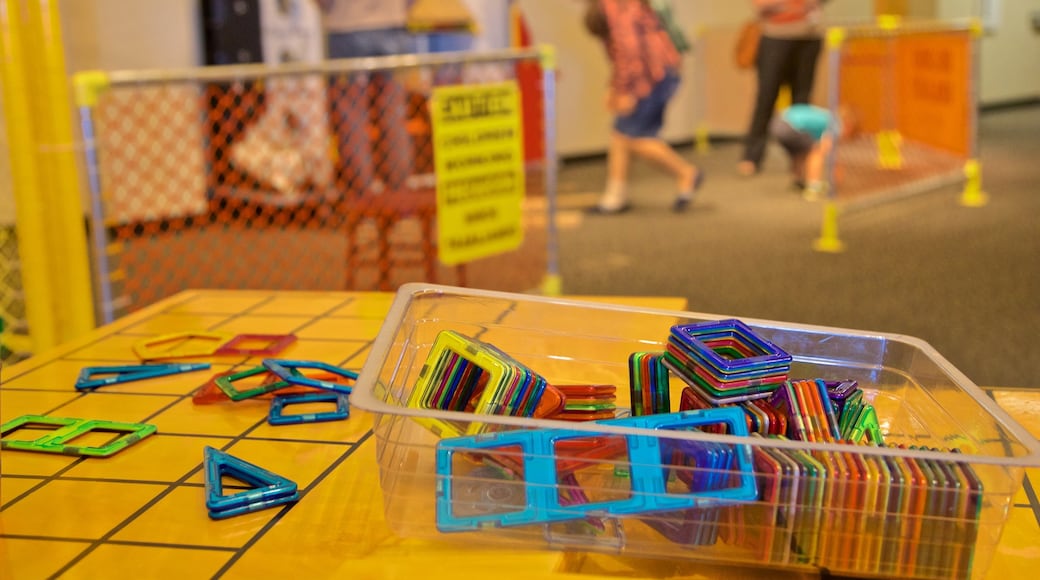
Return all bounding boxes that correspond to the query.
[1,533,241,552]
[1022,472,1040,529]
[212,429,375,578]
[0,291,369,383]
[43,299,374,577]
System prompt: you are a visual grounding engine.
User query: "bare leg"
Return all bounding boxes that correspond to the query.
[593,131,632,211]
[629,137,702,212]
[806,135,832,184]
[792,153,808,183]
[802,137,831,200]
[608,131,631,184]
[629,137,698,192]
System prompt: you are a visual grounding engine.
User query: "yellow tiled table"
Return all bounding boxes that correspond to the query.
[0,290,1037,579]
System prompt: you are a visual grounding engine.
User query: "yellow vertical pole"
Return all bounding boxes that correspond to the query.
[814,27,846,253]
[0,0,58,350]
[876,14,903,170]
[26,0,96,338]
[960,19,988,207]
[775,85,791,112]
[538,44,563,297]
[813,199,846,253]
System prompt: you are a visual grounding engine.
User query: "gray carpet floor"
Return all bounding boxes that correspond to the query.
[554,105,1039,389]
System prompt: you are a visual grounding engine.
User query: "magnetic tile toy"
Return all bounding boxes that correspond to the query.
[434,408,757,532]
[663,320,791,405]
[213,334,297,357]
[548,385,616,422]
[75,363,211,390]
[670,320,792,373]
[262,359,358,395]
[628,352,671,416]
[133,331,234,360]
[203,446,299,519]
[406,331,547,438]
[0,415,82,447]
[268,392,350,426]
[1,415,157,457]
[214,365,290,402]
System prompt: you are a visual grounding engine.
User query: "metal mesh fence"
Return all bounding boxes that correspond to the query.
[0,86,29,363]
[826,21,977,208]
[81,49,553,321]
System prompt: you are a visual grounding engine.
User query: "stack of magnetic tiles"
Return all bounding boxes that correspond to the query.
[204,446,299,519]
[210,359,356,425]
[407,330,548,437]
[663,319,792,405]
[407,321,984,580]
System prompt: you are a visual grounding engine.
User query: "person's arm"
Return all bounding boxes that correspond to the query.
[602,0,641,113]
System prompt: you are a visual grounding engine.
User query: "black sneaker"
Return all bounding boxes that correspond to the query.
[585,202,631,215]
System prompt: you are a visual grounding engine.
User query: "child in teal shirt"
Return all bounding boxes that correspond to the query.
[771,104,852,198]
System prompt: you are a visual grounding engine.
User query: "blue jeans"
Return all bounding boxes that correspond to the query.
[614,71,680,139]
[327,29,416,193]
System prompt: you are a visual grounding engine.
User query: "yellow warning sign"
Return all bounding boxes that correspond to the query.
[430,81,525,266]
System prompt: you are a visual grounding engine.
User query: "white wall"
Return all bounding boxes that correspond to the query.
[56,0,1036,160]
[60,0,201,72]
[940,0,1040,104]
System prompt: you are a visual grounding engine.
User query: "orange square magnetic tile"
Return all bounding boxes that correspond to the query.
[1,476,44,505]
[166,293,271,315]
[243,339,369,368]
[0,448,79,476]
[0,479,165,538]
[210,315,316,337]
[50,392,178,424]
[250,294,354,317]
[327,293,395,318]
[112,485,277,549]
[247,407,374,443]
[61,543,233,580]
[62,334,145,362]
[0,389,80,421]
[149,398,268,437]
[183,439,350,490]
[0,538,91,579]
[62,434,228,483]
[121,312,237,336]
[295,317,386,341]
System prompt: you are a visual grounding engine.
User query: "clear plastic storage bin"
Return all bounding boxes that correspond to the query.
[352,284,1040,579]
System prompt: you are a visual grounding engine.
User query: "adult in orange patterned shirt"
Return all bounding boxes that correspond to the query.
[586,0,703,214]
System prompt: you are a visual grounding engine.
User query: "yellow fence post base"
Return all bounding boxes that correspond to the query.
[539,274,563,297]
[813,201,846,253]
[876,130,903,170]
[694,125,711,155]
[960,159,988,207]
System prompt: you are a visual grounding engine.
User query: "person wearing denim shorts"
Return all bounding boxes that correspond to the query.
[586,0,703,214]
